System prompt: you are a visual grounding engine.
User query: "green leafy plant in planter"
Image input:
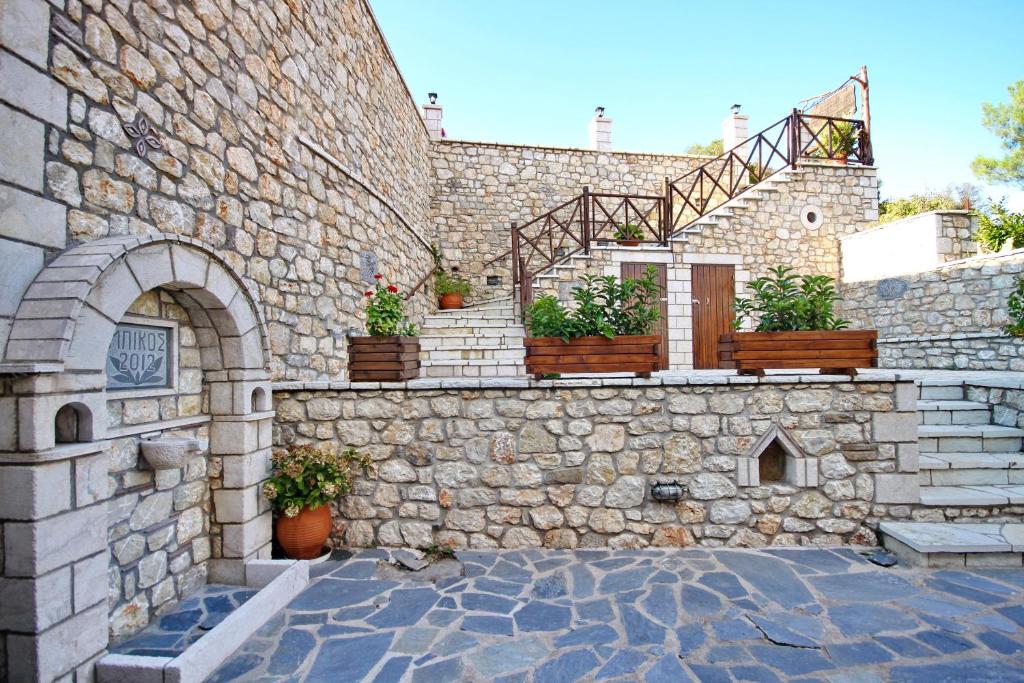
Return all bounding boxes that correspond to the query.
[365,274,417,336]
[812,121,857,161]
[263,444,373,559]
[734,266,850,331]
[612,222,645,243]
[435,269,472,309]
[976,201,1024,252]
[526,266,662,340]
[1005,275,1024,337]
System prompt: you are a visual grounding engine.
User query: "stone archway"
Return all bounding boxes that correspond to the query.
[0,235,274,681]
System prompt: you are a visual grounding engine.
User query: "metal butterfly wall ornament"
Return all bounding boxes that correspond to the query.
[122,114,163,157]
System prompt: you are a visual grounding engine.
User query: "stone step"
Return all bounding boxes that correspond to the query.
[422,363,524,378]
[920,452,1024,470]
[419,335,524,348]
[424,312,516,323]
[421,349,525,361]
[917,424,1024,453]
[917,382,965,401]
[919,484,1024,506]
[879,521,1024,567]
[916,400,991,425]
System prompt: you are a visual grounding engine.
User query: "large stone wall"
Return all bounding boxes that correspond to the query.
[838,251,1024,370]
[0,0,436,382]
[429,141,703,296]
[273,375,919,551]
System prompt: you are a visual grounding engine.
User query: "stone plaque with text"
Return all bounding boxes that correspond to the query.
[107,323,172,390]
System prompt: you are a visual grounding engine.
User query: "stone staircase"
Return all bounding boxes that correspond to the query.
[880,378,1024,566]
[418,298,525,378]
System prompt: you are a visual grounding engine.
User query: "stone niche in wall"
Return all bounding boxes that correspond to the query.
[273,377,920,551]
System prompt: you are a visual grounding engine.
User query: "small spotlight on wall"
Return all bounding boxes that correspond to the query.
[595,106,605,117]
[650,480,686,502]
[428,92,438,105]
[730,103,742,114]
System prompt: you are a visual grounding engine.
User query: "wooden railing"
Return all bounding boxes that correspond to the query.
[511,111,872,320]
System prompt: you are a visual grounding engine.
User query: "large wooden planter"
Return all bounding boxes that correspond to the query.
[524,335,661,379]
[718,330,878,377]
[347,336,420,381]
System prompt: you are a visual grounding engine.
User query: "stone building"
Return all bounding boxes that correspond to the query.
[0,0,1014,681]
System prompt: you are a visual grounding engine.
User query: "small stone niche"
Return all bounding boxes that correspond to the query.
[738,425,818,488]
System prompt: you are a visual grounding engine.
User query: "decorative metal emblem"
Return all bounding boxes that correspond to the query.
[122,114,162,157]
[876,278,908,300]
[650,480,686,502]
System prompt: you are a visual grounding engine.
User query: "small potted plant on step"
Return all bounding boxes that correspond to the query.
[814,121,856,164]
[524,267,663,378]
[263,444,372,560]
[435,268,471,310]
[720,265,876,376]
[613,222,645,247]
[348,274,420,381]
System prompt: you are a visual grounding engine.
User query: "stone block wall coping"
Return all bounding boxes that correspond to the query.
[0,362,64,375]
[105,415,211,440]
[880,331,1010,343]
[435,138,708,160]
[212,411,275,423]
[272,370,907,393]
[838,209,974,241]
[297,134,431,250]
[0,441,104,465]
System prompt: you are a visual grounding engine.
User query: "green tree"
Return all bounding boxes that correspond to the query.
[878,192,959,223]
[972,80,1024,187]
[686,138,723,156]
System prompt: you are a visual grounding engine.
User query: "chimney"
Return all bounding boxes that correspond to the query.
[721,104,748,152]
[423,92,443,141]
[588,106,612,151]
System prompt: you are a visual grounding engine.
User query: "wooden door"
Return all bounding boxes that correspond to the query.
[621,263,669,369]
[691,264,735,369]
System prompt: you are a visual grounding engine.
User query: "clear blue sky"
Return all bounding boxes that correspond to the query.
[371,0,1024,206]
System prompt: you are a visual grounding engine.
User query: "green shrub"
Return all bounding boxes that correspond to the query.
[878,193,959,223]
[734,266,849,332]
[613,223,644,240]
[435,269,471,296]
[976,201,1024,252]
[1005,275,1024,337]
[525,267,662,339]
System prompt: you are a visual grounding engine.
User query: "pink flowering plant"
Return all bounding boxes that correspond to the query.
[364,273,418,336]
[262,444,372,518]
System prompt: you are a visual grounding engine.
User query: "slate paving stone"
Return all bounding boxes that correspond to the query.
[596,649,647,679]
[534,648,600,683]
[889,659,1024,683]
[203,548,1024,682]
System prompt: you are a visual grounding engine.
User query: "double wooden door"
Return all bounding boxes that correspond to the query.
[691,264,735,369]
[620,263,669,369]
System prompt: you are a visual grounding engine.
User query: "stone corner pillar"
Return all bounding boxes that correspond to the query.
[422,102,443,141]
[588,112,613,152]
[722,108,749,152]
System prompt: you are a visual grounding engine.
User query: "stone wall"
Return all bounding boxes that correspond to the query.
[841,211,976,283]
[428,141,702,296]
[273,375,919,551]
[104,290,212,640]
[838,251,1024,370]
[1,0,436,382]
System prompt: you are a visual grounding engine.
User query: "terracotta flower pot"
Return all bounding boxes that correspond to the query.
[617,239,641,247]
[275,504,331,559]
[439,293,464,309]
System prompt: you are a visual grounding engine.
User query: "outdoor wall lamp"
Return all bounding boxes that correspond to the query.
[428,92,438,104]
[650,480,686,502]
[595,106,605,117]
[731,103,742,114]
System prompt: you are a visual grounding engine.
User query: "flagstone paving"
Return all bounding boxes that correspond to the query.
[207,548,1024,682]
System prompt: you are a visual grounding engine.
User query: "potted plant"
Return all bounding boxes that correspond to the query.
[720,266,877,376]
[435,269,471,309]
[348,274,420,381]
[263,444,372,559]
[523,267,663,378]
[612,222,645,247]
[814,121,856,163]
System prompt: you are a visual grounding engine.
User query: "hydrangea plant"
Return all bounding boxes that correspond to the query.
[262,444,372,518]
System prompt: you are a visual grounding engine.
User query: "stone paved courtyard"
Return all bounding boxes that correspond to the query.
[207,548,1024,682]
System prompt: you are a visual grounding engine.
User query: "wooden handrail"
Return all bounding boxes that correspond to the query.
[403,267,439,301]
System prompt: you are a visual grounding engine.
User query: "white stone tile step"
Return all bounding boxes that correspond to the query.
[917,424,1024,438]
[879,521,1022,553]
[422,350,525,361]
[419,338,524,350]
[917,383,965,400]
[919,485,1024,506]
[421,358,524,367]
[916,400,990,425]
[920,452,1024,470]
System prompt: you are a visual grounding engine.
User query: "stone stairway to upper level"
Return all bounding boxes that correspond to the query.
[880,377,1024,567]
[418,298,525,378]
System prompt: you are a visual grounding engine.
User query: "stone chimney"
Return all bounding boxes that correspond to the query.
[423,92,443,141]
[721,104,749,152]
[588,107,612,151]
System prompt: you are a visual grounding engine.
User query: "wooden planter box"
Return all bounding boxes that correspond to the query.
[347,336,420,381]
[524,335,661,379]
[718,330,878,377]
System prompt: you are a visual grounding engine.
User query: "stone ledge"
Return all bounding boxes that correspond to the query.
[273,370,905,393]
[96,560,309,683]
